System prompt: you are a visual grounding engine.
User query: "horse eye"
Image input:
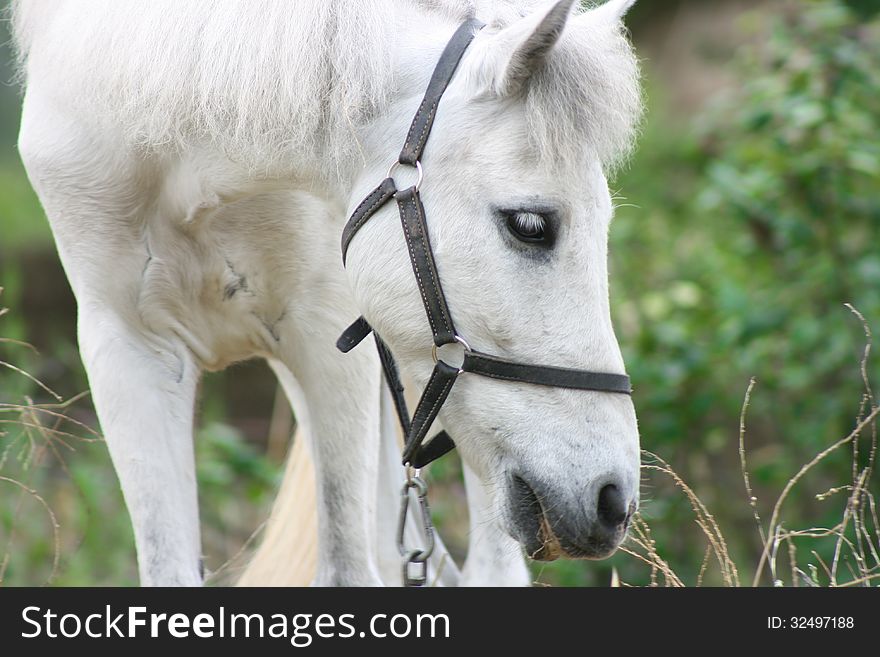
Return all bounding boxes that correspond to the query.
[506,212,547,243]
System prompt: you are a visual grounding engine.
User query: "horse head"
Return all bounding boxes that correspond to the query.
[346,0,643,562]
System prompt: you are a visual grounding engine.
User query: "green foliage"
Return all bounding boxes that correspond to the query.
[843,0,880,20]
[0,165,51,248]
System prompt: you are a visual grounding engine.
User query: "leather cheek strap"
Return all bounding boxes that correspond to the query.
[396,186,457,346]
[400,361,460,466]
[375,333,413,437]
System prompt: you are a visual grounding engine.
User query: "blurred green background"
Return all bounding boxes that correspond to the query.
[1,0,878,586]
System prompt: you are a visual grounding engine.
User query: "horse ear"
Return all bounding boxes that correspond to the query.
[478,0,577,97]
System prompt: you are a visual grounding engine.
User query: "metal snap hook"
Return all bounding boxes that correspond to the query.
[397,473,435,587]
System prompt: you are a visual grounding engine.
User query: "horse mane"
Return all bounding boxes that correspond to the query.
[8,0,640,178]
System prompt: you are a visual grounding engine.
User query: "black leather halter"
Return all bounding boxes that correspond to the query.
[337,19,632,469]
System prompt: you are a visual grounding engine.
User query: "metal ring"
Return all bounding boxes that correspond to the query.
[431,335,472,373]
[387,160,423,191]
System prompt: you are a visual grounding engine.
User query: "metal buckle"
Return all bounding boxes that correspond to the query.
[431,335,471,373]
[387,160,423,192]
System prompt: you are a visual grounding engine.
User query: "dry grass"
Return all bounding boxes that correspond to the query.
[618,304,879,587]
[0,287,101,585]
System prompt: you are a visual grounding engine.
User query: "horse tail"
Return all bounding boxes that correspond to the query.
[237,427,317,586]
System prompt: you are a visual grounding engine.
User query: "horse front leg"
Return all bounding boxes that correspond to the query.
[277,309,384,586]
[459,464,532,586]
[78,310,202,585]
[18,90,203,586]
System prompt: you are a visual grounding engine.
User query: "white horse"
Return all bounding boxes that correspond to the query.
[11,0,643,586]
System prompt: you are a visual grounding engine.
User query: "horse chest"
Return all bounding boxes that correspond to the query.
[138,190,345,371]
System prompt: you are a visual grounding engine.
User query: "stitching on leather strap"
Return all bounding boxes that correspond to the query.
[352,180,392,220]
[410,370,456,446]
[403,99,437,157]
[410,193,453,336]
[343,179,396,260]
[415,102,439,154]
[407,366,443,450]
[400,193,438,337]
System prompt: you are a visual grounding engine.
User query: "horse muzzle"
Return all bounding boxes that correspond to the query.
[508,473,637,561]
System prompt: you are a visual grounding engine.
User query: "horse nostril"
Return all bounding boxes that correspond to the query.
[597,484,628,528]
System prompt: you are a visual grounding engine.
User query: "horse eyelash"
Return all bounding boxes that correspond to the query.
[512,212,546,232]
